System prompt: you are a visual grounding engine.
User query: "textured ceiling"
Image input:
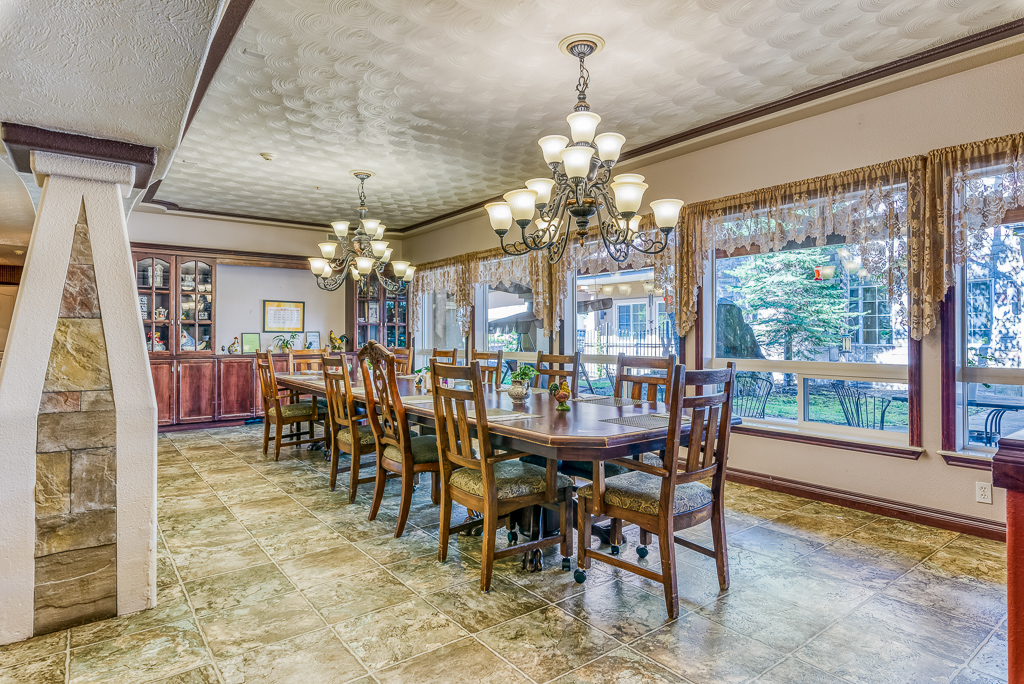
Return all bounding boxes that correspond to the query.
[157,0,1024,231]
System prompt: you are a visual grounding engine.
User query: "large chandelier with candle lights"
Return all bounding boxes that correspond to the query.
[307,171,415,293]
[485,35,684,264]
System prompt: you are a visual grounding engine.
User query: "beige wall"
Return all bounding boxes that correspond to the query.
[399,50,1024,525]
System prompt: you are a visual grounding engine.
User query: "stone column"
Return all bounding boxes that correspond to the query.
[0,152,157,643]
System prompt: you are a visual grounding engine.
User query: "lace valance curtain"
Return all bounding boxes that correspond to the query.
[408,254,472,338]
[678,156,929,339]
[926,131,1024,315]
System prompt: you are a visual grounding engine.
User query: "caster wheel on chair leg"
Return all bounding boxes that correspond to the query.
[561,557,571,571]
[573,569,587,584]
[610,544,620,556]
[507,530,518,544]
[637,546,649,559]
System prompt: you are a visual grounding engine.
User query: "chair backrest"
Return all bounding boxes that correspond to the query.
[387,346,414,374]
[734,372,773,419]
[663,362,736,487]
[289,348,326,374]
[534,351,580,394]
[832,382,891,430]
[432,348,457,364]
[614,353,676,401]
[430,359,493,477]
[322,355,358,438]
[471,350,504,384]
[359,340,410,452]
[256,351,281,414]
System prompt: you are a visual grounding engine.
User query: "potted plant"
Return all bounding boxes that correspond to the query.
[272,332,300,352]
[507,364,537,402]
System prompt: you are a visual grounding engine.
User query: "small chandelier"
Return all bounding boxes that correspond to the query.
[307,171,415,293]
[485,35,684,264]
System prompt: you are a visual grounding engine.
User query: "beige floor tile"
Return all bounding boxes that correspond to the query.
[558,580,673,642]
[793,530,935,590]
[333,597,468,670]
[749,565,876,620]
[160,506,251,553]
[0,629,66,669]
[170,538,271,582]
[0,652,65,684]
[69,620,209,684]
[730,524,827,561]
[951,669,1006,684]
[550,647,688,683]
[632,612,783,684]
[277,545,377,593]
[859,517,961,547]
[218,628,367,684]
[761,509,870,545]
[198,591,325,658]
[316,568,418,622]
[70,584,193,648]
[355,527,442,564]
[425,575,548,633]
[969,628,1008,681]
[184,562,295,615]
[882,567,1007,627]
[257,518,351,559]
[151,665,220,683]
[696,586,837,652]
[479,604,620,682]
[374,637,531,684]
[386,549,481,594]
[754,657,846,683]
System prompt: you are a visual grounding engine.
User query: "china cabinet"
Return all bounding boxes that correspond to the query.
[352,267,408,349]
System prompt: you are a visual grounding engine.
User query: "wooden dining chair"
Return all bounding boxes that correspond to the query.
[432,348,457,364]
[533,351,580,394]
[471,349,504,384]
[431,358,575,591]
[322,355,378,499]
[256,351,321,459]
[615,353,676,401]
[360,340,441,537]
[575,362,737,618]
[387,346,414,374]
[289,348,327,373]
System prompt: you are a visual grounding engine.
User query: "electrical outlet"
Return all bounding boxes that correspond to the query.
[976,482,993,505]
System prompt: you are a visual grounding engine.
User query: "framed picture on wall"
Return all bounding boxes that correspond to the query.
[263,300,304,333]
[305,331,321,350]
[241,333,260,354]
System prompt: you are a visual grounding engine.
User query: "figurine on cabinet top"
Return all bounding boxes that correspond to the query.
[227,336,240,354]
[180,329,196,351]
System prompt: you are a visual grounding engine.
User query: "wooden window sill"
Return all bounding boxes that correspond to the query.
[938,450,994,471]
[732,424,923,460]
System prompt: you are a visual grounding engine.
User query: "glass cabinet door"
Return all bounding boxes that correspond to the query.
[136,255,172,354]
[178,259,215,353]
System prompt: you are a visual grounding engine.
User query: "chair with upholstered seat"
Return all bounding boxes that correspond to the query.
[614,353,676,401]
[431,358,574,591]
[323,355,379,499]
[575,362,737,618]
[257,351,321,459]
[288,347,329,413]
[360,340,440,537]
[387,346,414,374]
[471,349,504,384]
[533,351,580,394]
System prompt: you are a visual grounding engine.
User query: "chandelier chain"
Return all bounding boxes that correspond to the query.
[575,54,589,104]
[357,176,367,207]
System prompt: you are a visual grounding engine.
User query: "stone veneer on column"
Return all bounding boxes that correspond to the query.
[34,204,118,634]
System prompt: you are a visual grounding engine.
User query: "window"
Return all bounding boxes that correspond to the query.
[574,268,675,395]
[483,284,537,353]
[966,279,994,347]
[711,243,910,441]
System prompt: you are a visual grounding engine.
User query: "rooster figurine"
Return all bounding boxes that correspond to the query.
[328,330,348,352]
[554,380,571,412]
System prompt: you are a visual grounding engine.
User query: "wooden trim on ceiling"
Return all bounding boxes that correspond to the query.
[184,0,257,136]
[138,203,330,232]
[394,18,1024,235]
[130,241,310,270]
[727,466,1006,541]
[732,425,924,460]
[0,122,158,189]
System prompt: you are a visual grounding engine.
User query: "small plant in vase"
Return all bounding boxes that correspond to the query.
[272,332,299,352]
[507,365,537,402]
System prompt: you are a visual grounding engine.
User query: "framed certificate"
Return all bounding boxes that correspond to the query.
[241,333,261,354]
[263,300,304,333]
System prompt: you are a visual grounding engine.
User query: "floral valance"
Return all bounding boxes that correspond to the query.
[678,156,929,339]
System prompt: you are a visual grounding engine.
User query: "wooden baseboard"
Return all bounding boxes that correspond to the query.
[727,467,1006,542]
[158,419,251,432]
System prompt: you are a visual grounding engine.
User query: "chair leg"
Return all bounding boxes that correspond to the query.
[329,444,340,492]
[658,528,679,619]
[274,422,283,461]
[711,501,730,591]
[577,497,592,570]
[262,419,270,455]
[640,528,651,546]
[430,470,440,505]
[368,451,387,521]
[394,468,415,538]
[438,484,452,562]
[480,504,497,592]
[610,518,623,546]
[559,489,572,558]
[348,449,362,504]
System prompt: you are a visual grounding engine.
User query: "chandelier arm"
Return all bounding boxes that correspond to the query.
[546,201,573,265]
[594,200,633,264]
[499,232,537,257]
[593,185,630,245]
[625,230,671,256]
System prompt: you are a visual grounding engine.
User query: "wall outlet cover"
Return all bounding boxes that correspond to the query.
[976,482,993,505]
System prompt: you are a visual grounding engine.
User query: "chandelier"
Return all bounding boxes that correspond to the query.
[485,35,683,264]
[307,171,415,293]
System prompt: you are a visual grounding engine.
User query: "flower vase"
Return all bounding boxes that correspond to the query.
[507,379,531,402]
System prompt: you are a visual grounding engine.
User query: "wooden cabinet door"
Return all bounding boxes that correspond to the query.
[218,357,255,419]
[177,359,217,423]
[150,360,175,425]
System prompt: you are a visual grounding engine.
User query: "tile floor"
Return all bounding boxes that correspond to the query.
[0,424,1008,684]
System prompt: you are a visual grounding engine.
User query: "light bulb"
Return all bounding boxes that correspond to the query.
[525,178,555,206]
[649,198,684,229]
[370,240,388,258]
[356,256,374,274]
[308,257,328,276]
[503,188,538,223]
[361,218,380,234]
[610,175,648,216]
[595,132,626,162]
[318,242,337,259]
[566,111,601,143]
[560,146,595,180]
[382,248,393,263]
[538,135,569,164]
[392,260,410,277]
[331,220,349,238]
[403,265,416,282]
[485,202,513,236]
